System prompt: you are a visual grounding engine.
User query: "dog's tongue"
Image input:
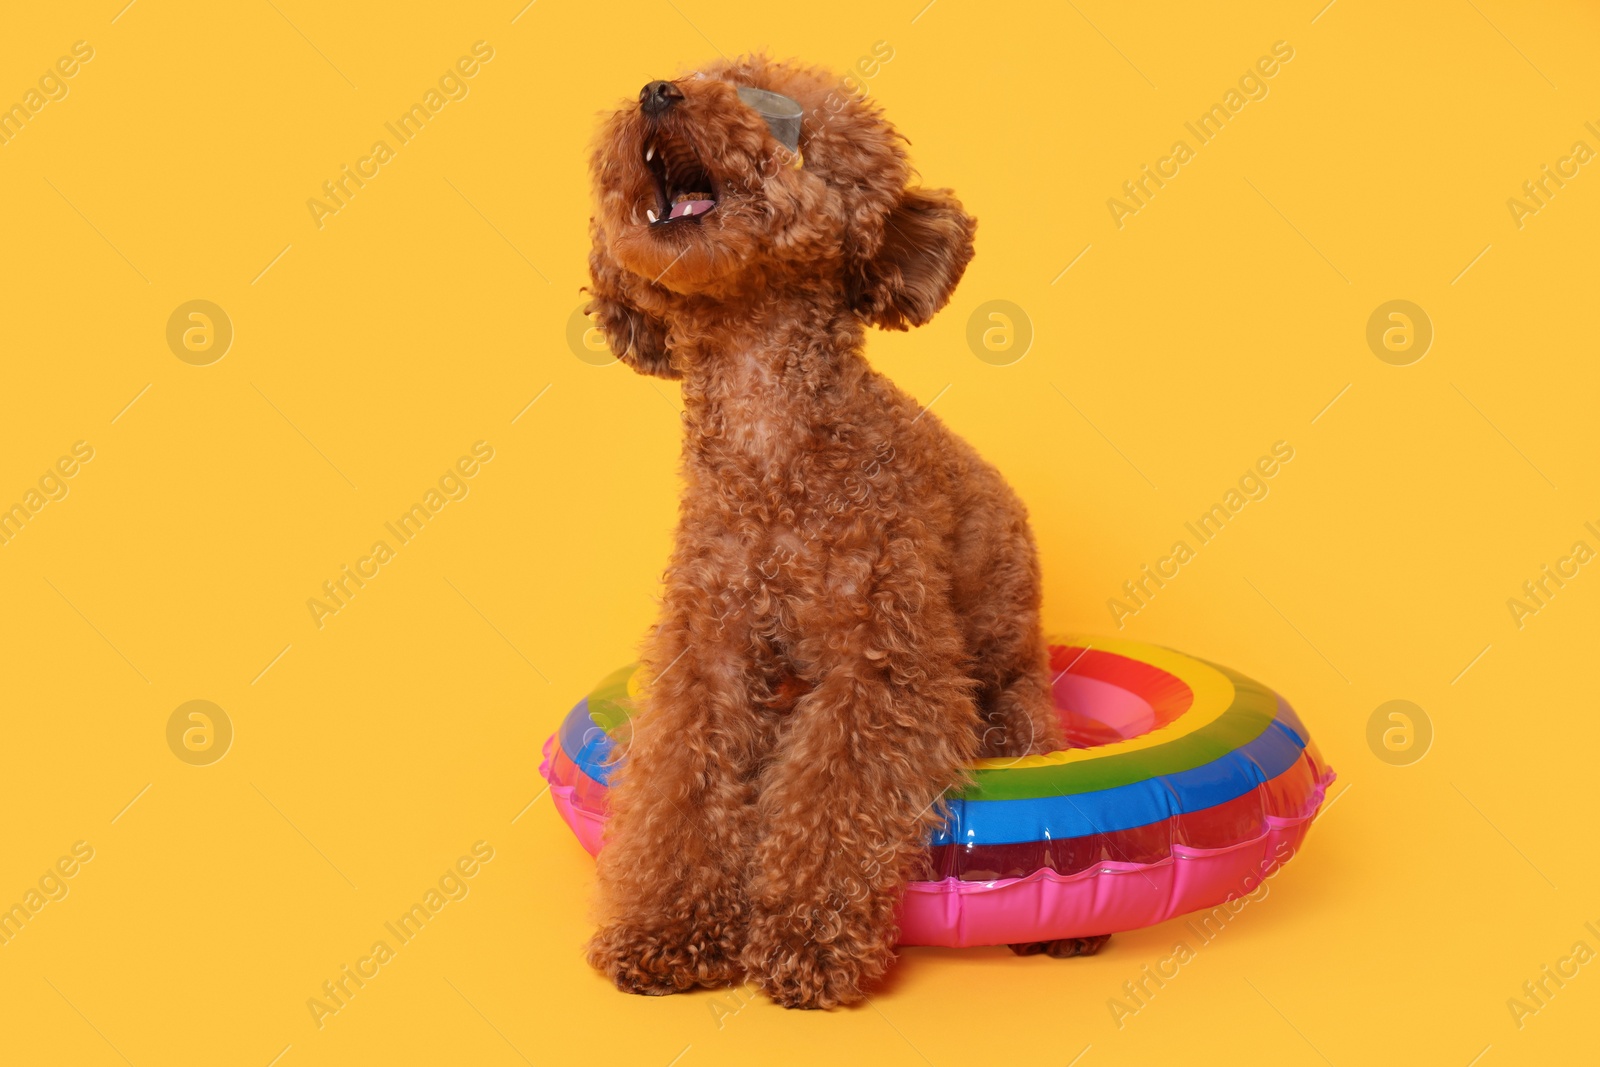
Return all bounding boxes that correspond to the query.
[669,198,714,219]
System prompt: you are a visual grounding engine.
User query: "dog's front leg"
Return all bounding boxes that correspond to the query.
[741,598,979,1009]
[586,617,765,995]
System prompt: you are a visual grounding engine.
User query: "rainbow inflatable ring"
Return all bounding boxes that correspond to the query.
[540,636,1334,947]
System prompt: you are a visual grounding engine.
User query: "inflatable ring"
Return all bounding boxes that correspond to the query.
[540,636,1334,947]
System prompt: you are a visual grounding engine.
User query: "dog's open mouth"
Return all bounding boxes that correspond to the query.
[643,131,717,225]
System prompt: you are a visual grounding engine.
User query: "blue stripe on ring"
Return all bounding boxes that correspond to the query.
[930,695,1308,846]
[558,697,621,786]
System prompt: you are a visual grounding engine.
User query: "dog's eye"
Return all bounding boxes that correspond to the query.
[737,87,803,154]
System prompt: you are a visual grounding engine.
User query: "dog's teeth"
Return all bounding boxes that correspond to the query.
[646,209,657,223]
[645,145,654,162]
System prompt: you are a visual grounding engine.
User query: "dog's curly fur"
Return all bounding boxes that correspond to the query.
[582,55,1066,1009]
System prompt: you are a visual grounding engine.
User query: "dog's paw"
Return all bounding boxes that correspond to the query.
[742,921,890,1010]
[1006,934,1111,958]
[587,922,743,996]
[751,941,872,1010]
[586,923,685,996]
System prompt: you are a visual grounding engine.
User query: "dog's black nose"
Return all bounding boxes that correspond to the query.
[639,80,683,116]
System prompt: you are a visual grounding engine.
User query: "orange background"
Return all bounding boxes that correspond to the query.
[1,1,1597,1064]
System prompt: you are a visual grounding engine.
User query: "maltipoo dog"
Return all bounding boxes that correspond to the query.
[582,55,1070,1009]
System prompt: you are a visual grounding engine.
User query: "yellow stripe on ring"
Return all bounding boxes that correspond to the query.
[968,634,1235,771]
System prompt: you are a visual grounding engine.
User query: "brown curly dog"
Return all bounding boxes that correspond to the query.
[582,55,1070,1010]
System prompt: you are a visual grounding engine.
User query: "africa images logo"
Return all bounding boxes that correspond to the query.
[306,842,495,1029]
[306,442,495,629]
[1107,441,1295,628]
[1106,41,1296,229]
[306,42,496,230]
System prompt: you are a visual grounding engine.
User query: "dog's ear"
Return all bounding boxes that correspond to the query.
[583,222,677,379]
[850,187,977,332]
